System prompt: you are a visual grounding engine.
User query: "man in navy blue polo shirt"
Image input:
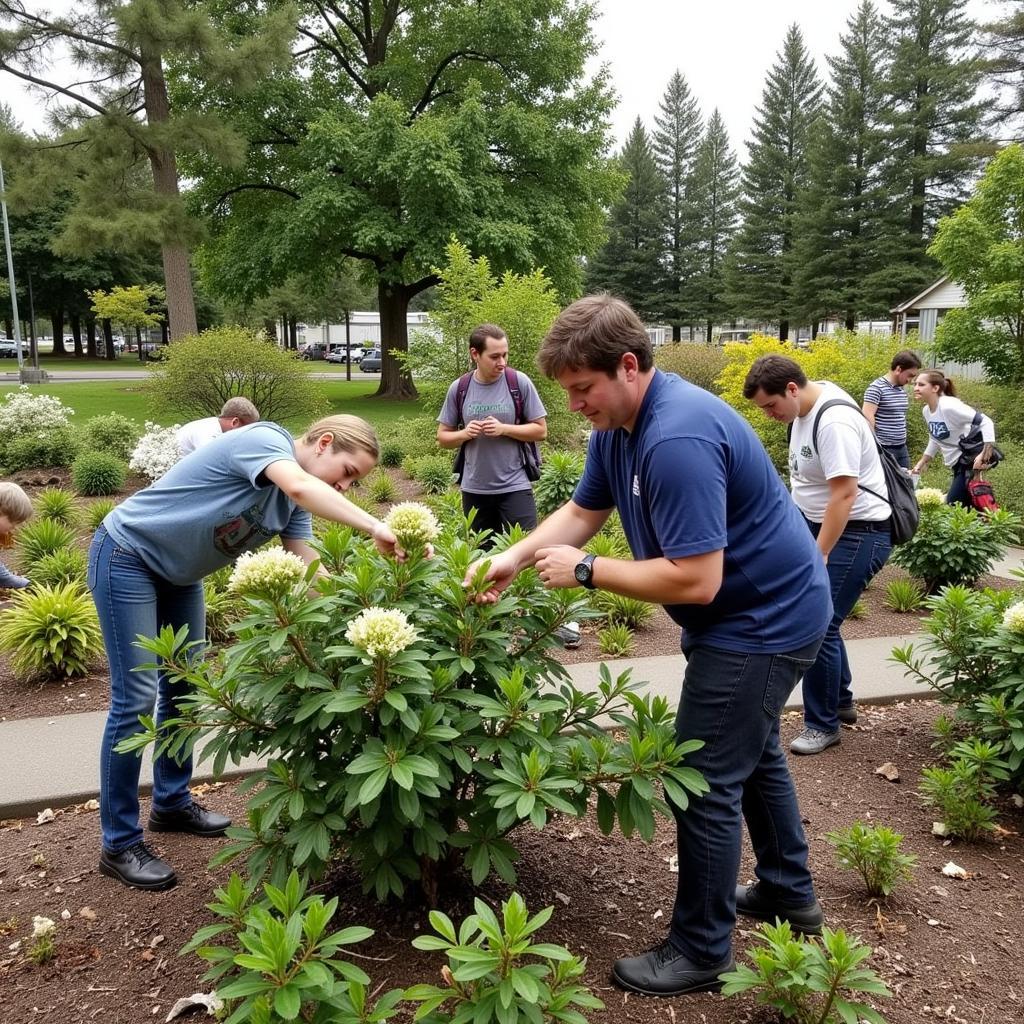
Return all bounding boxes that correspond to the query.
[466,294,832,998]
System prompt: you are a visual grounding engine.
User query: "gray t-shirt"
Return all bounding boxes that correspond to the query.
[438,370,546,494]
[104,422,313,585]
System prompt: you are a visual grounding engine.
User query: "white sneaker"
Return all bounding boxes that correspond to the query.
[790,727,841,755]
[554,622,581,649]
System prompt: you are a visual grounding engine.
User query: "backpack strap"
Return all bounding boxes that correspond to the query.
[808,398,892,508]
[453,371,473,427]
[504,366,525,424]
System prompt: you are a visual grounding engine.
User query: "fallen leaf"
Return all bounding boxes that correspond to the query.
[875,762,900,782]
[165,993,223,1021]
[150,934,166,948]
[941,861,968,879]
[652,909,663,920]
[79,907,97,921]
[553,891,570,906]
[932,821,950,837]
[927,885,950,898]
[35,808,55,825]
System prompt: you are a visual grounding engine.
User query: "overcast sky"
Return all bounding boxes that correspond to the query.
[2,0,1003,158]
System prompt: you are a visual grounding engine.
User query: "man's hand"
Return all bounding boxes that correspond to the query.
[464,550,519,603]
[535,545,586,589]
[463,419,484,440]
[478,416,506,437]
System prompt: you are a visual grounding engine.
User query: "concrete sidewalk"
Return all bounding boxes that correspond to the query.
[0,632,934,820]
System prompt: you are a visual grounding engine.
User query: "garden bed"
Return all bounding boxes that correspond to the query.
[1,701,1021,1023]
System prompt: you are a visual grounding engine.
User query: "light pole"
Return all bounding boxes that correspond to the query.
[0,156,26,376]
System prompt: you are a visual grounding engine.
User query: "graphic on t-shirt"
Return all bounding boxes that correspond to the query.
[213,501,274,557]
[929,420,951,440]
[800,444,813,459]
[465,399,513,417]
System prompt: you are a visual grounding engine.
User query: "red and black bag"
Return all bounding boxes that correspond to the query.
[967,476,999,514]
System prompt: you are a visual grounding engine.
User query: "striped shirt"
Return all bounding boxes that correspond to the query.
[863,375,909,446]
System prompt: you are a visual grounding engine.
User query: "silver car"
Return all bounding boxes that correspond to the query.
[361,348,382,372]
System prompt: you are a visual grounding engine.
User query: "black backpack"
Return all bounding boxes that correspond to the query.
[793,398,920,546]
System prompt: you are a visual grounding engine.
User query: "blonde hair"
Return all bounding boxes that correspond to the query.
[0,482,33,524]
[301,415,379,458]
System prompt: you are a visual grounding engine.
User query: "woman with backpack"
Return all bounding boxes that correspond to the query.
[910,370,998,506]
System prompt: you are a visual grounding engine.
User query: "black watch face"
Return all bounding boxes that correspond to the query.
[574,561,591,585]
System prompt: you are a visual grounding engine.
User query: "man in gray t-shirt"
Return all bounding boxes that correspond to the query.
[437,323,547,540]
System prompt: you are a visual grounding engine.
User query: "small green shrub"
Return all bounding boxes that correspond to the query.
[389,415,444,462]
[991,439,1024,529]
[825,822,918,897]
[931,713,958,754]
[586,530,630,560]
[655,341,728,393]
[379,441,404,468]
[413,454,455,494]
[203,576,243,644]
[17,518,76,570]
[848,597,868,620]
[535,450,585,520]
[84,498,117,531]
[4,427,80,471]
[591,590,656,630]
[0,581,103,679]
[720,921,890,1023]
[80,412,142,461]
[883,578,925,612]
[34,488,79,526]
[31,547,88,589]
[72,451,126,496]
[365,469,398,504]
[919,739,1009,840]
[599,623,634,657]
[891,503,1021,592]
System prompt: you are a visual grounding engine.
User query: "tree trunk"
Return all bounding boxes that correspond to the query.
[672,324,681,341]
[51,311,66,355]
[345,311,352,382]
[70,314,83,356]
[289,317,298,350]
[779,319,789,342]
[102,319,116,361]
[264,318,277,341]
[86,319,98,358]
[376,281,417,398]
[139,44,198,340]
[3,319,11,340]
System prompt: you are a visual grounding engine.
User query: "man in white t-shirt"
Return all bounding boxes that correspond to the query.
[744,355,893,755]
[177,397,260,456]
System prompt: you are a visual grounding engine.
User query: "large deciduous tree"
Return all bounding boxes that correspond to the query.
[930,143,1024,384]
[726,24,822,341]
[0,0,291,339]
[585,118,666,320]
[187,0,619,399]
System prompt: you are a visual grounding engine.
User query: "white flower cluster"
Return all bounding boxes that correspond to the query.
[32,916,55,938]
[0,387,73,448]
[384,502,440,548]
[345,606,419,658]
[1002,601,1024,635]
[228,548,307,598]
[129,421,183,480]
[916,487,946,507]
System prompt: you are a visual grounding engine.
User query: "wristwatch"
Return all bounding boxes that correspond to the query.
[574,553,597,590]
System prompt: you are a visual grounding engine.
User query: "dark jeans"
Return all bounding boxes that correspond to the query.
[946,466,971,507]
[88,526,206,852]
[881,442,910,469]
[801,520,891,732]
[462,488,538,540]
[669,637,822,964]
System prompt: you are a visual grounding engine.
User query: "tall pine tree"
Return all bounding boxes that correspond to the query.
[792,1,894,330]
[726,25,822,340]
[982,1,1024,124]
[586,118,667,321]
[881,0,989,291]
[688,110,739,342]
[652,71,702,340]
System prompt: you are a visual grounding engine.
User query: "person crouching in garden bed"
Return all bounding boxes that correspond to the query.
[89,415,403,891]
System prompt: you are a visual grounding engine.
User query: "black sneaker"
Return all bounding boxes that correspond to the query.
[148,800,230,836]
[99,841,177,891]
[735,882,824,935]
[837,703,858,725]
[612,939,734,996]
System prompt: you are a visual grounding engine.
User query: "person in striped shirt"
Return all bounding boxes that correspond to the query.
[861,350,922,468]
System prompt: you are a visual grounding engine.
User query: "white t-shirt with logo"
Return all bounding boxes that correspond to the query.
[789,383,890,523]
[177,416,223,455]
[923,396,995,467]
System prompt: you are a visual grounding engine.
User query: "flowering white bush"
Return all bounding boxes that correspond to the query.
[1003,601,1024,635]
[0,387,73,452]
[31,916,55,938]
[345,606,418,658]
[384,502,439,549]
[228,548,307,599]
[916,488,946,507]
[128,421,182,480]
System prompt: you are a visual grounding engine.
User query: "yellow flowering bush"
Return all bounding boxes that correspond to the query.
[916,488,946,507]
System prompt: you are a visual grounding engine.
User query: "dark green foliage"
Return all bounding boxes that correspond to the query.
[84,498,117,531]
[4,427,80,472]
[365,469,399,505]
[883,578,925,612]
[72,451,126,496]
[412,455,454,495]
[591,591,656,630]
[535,451,585,520]
[919,739,1008,839]
[31,547,88,589]
[34,488,79,526]
[17,518,76,571]
[80,413,142,462]
[379,442,404,468]
[654,342,728,393]
[826,822,917,897]
[599,624,634,657]
[586,118,668,320]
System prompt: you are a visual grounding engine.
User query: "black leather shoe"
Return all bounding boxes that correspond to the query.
[735,882,824,934]
[148,801,230,836]
[99,841,177,891]
[612,940,734,996]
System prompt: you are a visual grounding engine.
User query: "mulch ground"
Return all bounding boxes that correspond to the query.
[1,702,1021,1023]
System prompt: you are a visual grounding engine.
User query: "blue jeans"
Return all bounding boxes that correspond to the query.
[669,637,822,964]
[88,526,205,852]
[946,466,971,507]
[801,520,891,733]
[881,442,910,470]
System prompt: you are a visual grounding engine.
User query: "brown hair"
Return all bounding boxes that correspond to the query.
[0,482,33,525]
[301,415,379,458]
[742,355,808,398]
[917,369,956,397]
[219,396,260,422]
[538,294,653,378]
[469,324,507,356]
[891,350,922,371]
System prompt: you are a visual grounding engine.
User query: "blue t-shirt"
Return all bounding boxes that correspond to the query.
[104,422,313,585]
[573,371,831,653]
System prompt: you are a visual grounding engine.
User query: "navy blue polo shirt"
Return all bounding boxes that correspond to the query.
[574,371,831,652]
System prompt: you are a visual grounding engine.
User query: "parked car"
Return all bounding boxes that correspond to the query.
[325,347,362,364]
[0,340,29,358]
[301,343,327,360]
[360,348,382,372]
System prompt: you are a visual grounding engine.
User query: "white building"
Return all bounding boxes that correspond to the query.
[299,311,434,349]
[890,275,966,343]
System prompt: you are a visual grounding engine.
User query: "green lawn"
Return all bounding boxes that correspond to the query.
[0,379,423,432]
